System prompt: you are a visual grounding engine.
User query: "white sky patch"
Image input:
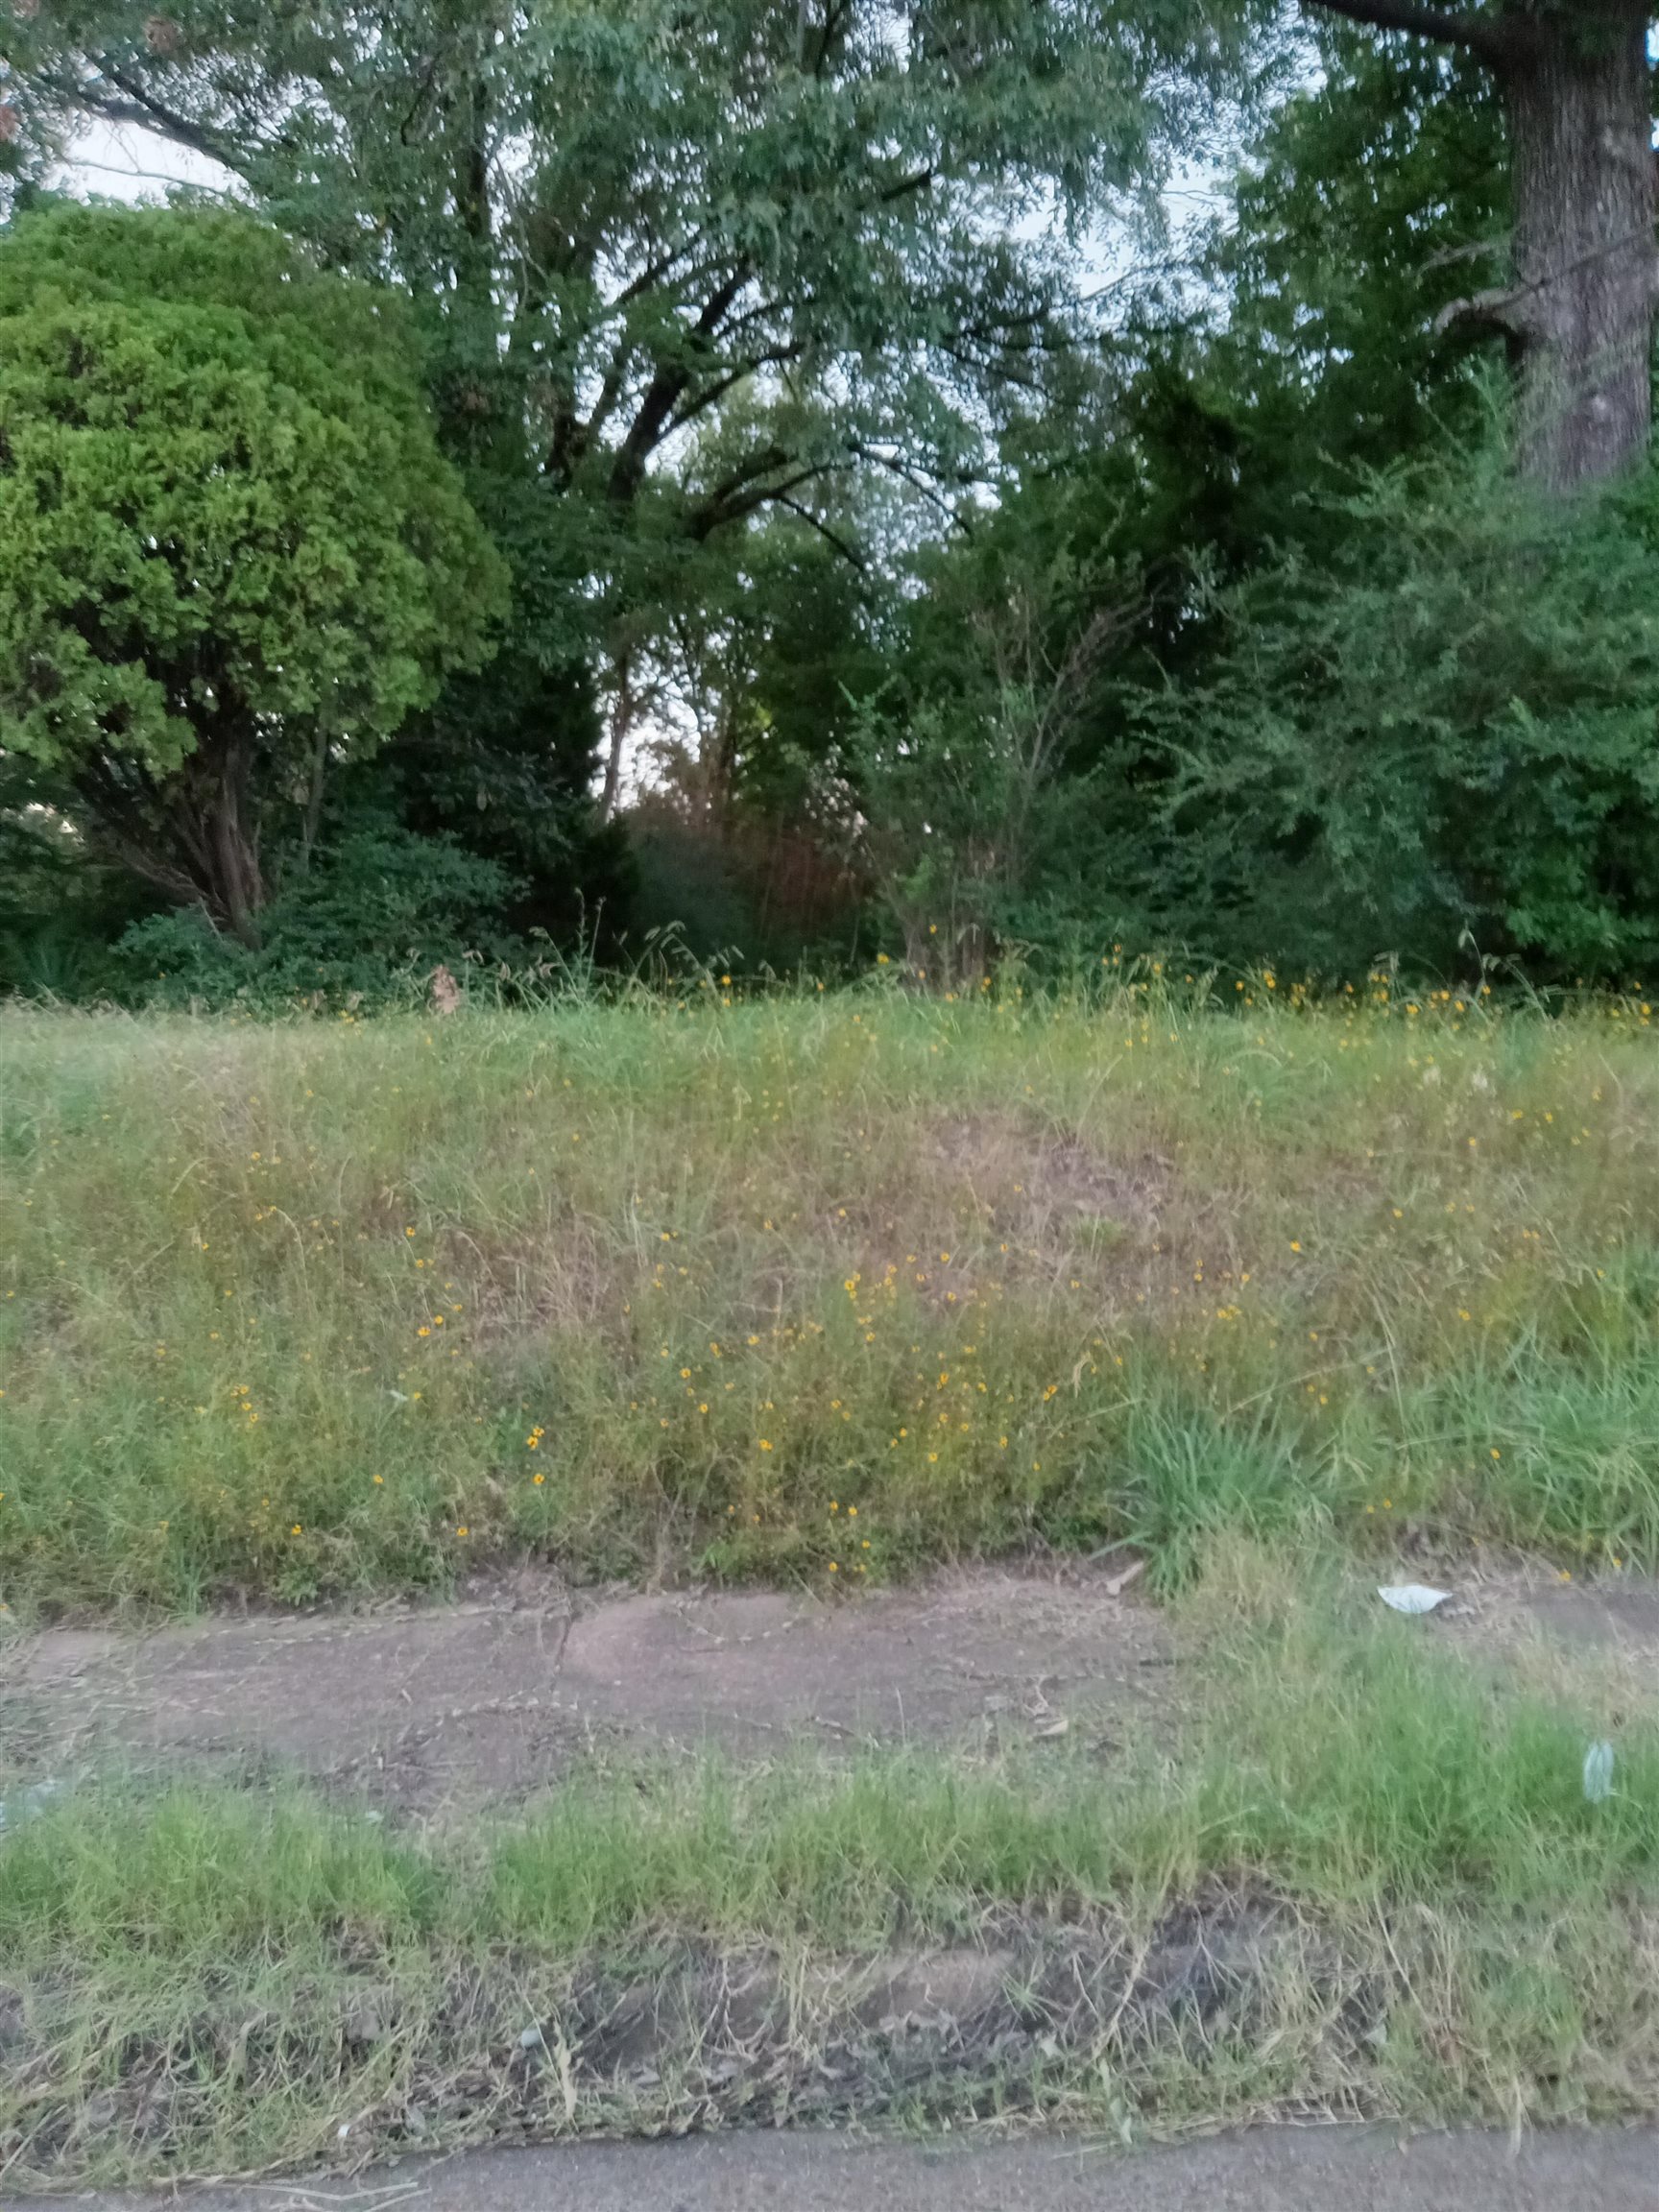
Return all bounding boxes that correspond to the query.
[53,117,240,204]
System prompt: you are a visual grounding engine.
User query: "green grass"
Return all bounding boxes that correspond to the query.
[2,984,1658,1610]
[7,986,1659,2180]
[4,1568,1657,2181]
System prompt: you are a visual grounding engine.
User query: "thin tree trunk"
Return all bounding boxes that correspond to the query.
[1502,4,1656,491]
[598,649,634,825]
[299,721,329,874]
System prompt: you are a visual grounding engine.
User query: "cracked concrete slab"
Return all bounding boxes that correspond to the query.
[0,1567,1170,1812]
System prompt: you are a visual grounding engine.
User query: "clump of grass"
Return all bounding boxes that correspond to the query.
[2,987,1657,1610]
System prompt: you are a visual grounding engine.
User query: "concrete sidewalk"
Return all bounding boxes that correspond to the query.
[17,2126,1657,2212]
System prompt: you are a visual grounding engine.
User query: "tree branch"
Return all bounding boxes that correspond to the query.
[690,460,839,537]
[876,164,936,205]
[847,440,974,534]
[773,493,866,569]
[1432,281,1532,336]
[665,344,804,439]
[606,266,748,503]
[1303,0,1518,70]
[94,62,252,173]
[696,442,797,512]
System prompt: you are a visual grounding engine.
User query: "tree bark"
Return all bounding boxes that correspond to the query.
[145,723,265,946]
[1500,5,1656,491]
[188,725,264,946]
[1310,0,1658,491]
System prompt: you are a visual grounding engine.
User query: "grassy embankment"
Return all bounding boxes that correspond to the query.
[1,979,1656,1609]
[3,981,1659,2182]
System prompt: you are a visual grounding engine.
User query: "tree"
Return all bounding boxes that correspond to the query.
[1296,1,1656,491]
[1213,26,1507,485]
[847,526,1145,977]
[0,202,506,940]
[3,1,1259,939]
[613,505,883,965]
[2,0,1248,553]
[1162,438,1659,973]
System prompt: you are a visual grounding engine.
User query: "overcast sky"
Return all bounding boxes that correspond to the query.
[55,115,240,203]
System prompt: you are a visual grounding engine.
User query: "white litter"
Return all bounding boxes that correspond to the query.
[0,1779,61,1837]
[1377,1585,1453,1616]
[1583,1741,1616,1804]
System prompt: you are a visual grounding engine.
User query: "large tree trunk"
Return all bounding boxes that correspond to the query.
[81,718,268,945]
[1312,0,1657,490]
[195,730,265,947]
[1501,4,1656,491]
[136,726,266,945]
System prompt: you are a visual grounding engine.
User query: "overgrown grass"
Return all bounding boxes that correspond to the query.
[2,983,1657,1610]
[4,1568,1657,2181]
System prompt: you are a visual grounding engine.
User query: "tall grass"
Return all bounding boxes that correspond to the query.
[2,983,1656,1609]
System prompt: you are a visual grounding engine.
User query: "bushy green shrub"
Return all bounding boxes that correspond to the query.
[112,829,520,1009]
[1162,438,1659,977]
[0,201,507,943]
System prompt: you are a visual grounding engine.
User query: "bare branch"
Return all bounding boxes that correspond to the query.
[95,61,251,172]
[690,460,839,536]
[608,234,709,314]
[848,439,974,534]
[1303,0,1519,70]
[1432,282,1532,336]
[1432,224,1659,340]
[665,344,805,439]
[604,264,747,502]
[876,164,936,205]
[696,443,796,511]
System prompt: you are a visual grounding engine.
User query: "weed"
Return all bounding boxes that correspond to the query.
[1,988,1656,1609]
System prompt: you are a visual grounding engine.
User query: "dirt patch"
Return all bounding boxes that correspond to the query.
[529,1897,1345,2125]
[448,1214,622,1350]
[1434,1562,1659,1654]
[1417,1563,1659,1719]
[0,1568,1171,1815]
[930,1114,1170,1236]
[808,1114,1180,1316]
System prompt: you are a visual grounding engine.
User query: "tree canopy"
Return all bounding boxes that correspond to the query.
[3,1,1659,996]
[0,202,505,940]
[3,0,1255,536]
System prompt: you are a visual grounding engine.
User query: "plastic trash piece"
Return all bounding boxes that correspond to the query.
[0,1779,60,1837]
[1377,1585,1453,1616]
[1583,1741,1616,1804]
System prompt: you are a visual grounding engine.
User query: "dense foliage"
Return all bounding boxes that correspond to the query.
[2,5,1659,998]
[0,203,506,949]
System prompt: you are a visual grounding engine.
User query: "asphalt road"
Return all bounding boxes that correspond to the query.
[18,2126,1659,2212]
